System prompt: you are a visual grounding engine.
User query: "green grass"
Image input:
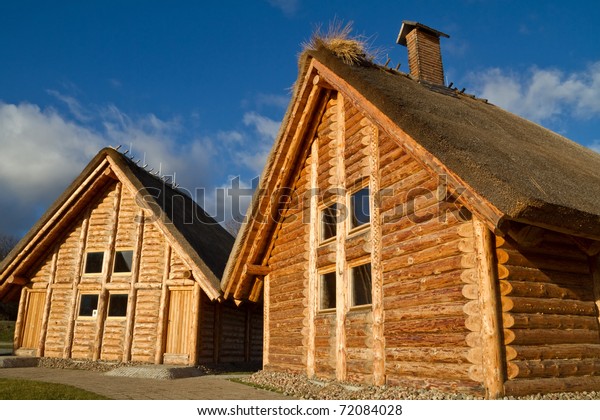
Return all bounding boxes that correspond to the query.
[0,378,110,400]
[0,321,15,342]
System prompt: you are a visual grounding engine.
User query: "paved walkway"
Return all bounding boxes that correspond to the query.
[0,367,293,400]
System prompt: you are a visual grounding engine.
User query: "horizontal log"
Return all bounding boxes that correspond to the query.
[502,296,598,316]
[385,302,466,322]
[499,238,588,260]
[508,280,594,301]
[498,264,591,287]
[379,161,427,193]
[384,255,468,283]
[383,270,463,296]
[385,375,484,396]
[496,248,590,275]
[385,332,468,348]
[383,285,466,311]
[386,346,469,363]
[382,225,463,260]
[385,316,468,334]
[379,150,408,175]
[382,239,463,273]
[503,313,600,330]
[505,328,600,345]
[386,361,471,381]
[504,376,600,396]
[509,343,600,361]
[510,358,600,379]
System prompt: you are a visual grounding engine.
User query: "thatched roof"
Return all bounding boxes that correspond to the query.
[0,147,233,301]
[222,45,600,300]
[309,47,600,236]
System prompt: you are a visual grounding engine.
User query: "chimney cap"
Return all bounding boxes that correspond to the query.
[397,21,449,46]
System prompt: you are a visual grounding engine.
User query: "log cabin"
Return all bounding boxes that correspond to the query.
[221,22,600,398]
[0,147,262,366]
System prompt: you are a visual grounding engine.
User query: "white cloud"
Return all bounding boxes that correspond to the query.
[255,93,290,109]
[0,102,105,204]
[266,0,299,16]
[0,91,284,237]
[469,62,600,123]
[239,111,281,173]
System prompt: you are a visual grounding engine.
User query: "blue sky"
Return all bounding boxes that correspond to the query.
[1,0,599,237]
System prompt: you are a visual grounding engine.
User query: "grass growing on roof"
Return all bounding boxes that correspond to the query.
[303,20,374,66]
[0,378,110,400]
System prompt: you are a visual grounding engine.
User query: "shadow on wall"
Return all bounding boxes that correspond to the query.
[0,302,18,321]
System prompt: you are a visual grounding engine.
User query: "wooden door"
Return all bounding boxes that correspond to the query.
[164,288,193,363]
[20,291,46,349]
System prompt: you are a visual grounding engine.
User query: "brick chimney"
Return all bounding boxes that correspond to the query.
[397,21,449,85]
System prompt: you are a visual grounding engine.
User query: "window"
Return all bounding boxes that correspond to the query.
[78,294,99,317]
[319,271,337,311]
[108,294,128,317]
[113,250,134,273]
[320,203,337,242]
[350,263,372,307]
[350,187,370,229]
[84,252,104,274]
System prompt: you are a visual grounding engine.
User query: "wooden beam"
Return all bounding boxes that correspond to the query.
[313,74,333,90]
[244,305,252,362]
[244,264,271,277]
[574,237,600,257]
[591,255,600,339]
[311,59,506,234]
[262,274,270,368]
[63,209,91,358]
[473,218,506,399]
[123,208,145,362]
[1,160,110,283]
[248,278,263,303]
[213,301,222,364]
[154,243,171,364]
[93,182,122,361]
[368,123,386,386]
[13,287,28,352]
[8,276,28,286]
[188,281,201,366]
[507,224,544,247]
[37,248,58,357]
[334,91,347,382]
[306,139,319,378]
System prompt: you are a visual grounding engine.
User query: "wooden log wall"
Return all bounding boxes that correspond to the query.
[265,105,315,372]
[313,96,340,378]
[14,177,256,366]
[130,289,161,362]
[378,131,483,395]
[197,296,263,364]
[342,100,373,384]
[497,231,600,396]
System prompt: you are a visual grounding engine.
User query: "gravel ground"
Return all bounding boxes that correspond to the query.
[244,370,600,400]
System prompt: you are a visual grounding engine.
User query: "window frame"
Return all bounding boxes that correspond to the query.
[107,293,129,318]
[112,249,134,275]
[347,183,371,235]
[82,251,105,276]
[317,268,337,313]
[348,261,373,310]
[319,201,338,245]
[77,293,100,319]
